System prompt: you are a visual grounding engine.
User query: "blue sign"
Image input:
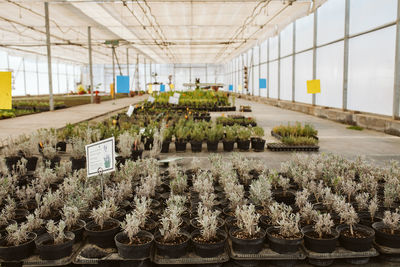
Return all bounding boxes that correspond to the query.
[160,84,166,92]
[229,84,233,91]
[116,76,130,93]
[259,78,267,89]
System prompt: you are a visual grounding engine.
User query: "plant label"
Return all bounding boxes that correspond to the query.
[140,128,145,134]
[148,96,155,103]
[86,137,115,177]
[173,92,181,99]
[126,105,134,117]
[169,96,179,105]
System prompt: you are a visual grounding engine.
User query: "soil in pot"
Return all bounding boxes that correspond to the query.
[273,191,295,206]
[237,140,250,151]
[372,221,400,248]
[115,231,154,259]
[222,141,234,152]
[191,229,227,258]
[337,224,374,252]
[14,209,29,223]
[190,141,203,153]
[302,225,339,253]
[175,141,187,152]
[266,226,303,254]
[35,232,75,260]
[155,231,190,258]
[71,157,86,171]
[207,141,219,152]
[229,228,266,254]
[0,232,37,261]
[85,219,120,248]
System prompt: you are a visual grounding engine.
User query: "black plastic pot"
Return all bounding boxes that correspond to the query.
[35,232,75,260]
[207,141,219,152]
[251,139,266,152]
[175,141,187,152]
[14,209,29,223]
[26,156,38,171]
[336,224,374,252]
[144,138,154,150]
[223,141,235,152]
[85,218,120,248]
[155,231,190,258]
[71,219,86,243]
[5,156,22,171]
[273,191,295,206]
[229,228,266,254]
[237,140,250,151]
[71,157,86,171]
[372,221,400,248]
[266,226,303,254]
[56,141,67,152]
[131,149,143,161]
[190,141,203,152]
[0,232,36,261]
[302,225,339,253]
[191,229,227,258]
[116,156,127,168]
[161,141,170,153]
[115,231,154,259]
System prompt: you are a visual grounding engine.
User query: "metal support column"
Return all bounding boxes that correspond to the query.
[251,48,254,96]
[22,58,27,95]
[267,39,270,98]
[44,2,54,110]
[189,64,192,84]
[393,0,400,119]
[150,62,152,83]
[112,47,116,99]
[173,63,176,89]
[88,26,94,103]
[205,64,208,83]
[342,0,350,110]
[258,44,261,97]
[135,54,140,91]
[36,56,40,95]
[292,21,296,102]
[278,34,281,100]
[57,62,60,94]
[144,58,147,91]
[312,9,318,106]
[126,48,129,77]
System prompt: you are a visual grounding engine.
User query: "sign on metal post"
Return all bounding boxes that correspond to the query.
[86,137,116,178]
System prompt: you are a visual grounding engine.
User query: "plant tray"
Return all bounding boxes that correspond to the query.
[267,143,319,152]
[152,245,229,265]
[239,106,251,112]
[228,240,306,261]
[0,242,83,266]
[271,131,319,141]
[374,242,400,255]
[303,245,379,260]
[73,243,150,264]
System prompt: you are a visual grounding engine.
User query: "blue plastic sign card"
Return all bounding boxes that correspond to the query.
[86,137,115,177]
[116,76,130,93]
[229,84,233,91]
[160,84,166,92]
[259,79,267,89]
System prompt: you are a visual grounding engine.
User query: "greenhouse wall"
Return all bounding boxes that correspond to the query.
[225,0,399,117]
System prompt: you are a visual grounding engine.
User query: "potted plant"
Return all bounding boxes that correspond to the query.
[0,223,37,261]
[61,205,85,242]
[69,137,86,171]
[223,126,236,152]
[251,126,266,152]
[206,124,223,152]
[191,203,227,258]
[302,213,339,253]
[42,138,60,169]
[18,136,39,171]
[190,125,205,153]
[161,126,173,153]
[35,220,75,260]
[237,126,251,151]
[372,209,400,248]
[266,210,303,254]
[115,210,154,259]
[3,138,21,172]
[230,204,265,254]
[174,126,189,152]
[85,200,120,248]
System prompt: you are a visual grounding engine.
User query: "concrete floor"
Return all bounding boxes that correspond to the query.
[158,98,400,170]
[0,95,147,146]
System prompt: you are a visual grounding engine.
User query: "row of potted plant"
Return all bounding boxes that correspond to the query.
[215,115,257,127]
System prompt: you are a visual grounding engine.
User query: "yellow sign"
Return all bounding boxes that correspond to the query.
[0,72,12,109]
[238,84,242,92]
[307,79,321,94]
[170,84,174,90]
[148,84,153,94]
[110,83,114,98]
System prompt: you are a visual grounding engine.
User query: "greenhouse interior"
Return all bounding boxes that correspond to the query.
[1,0,400,266]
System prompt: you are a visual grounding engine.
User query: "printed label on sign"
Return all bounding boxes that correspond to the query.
[86,137,115,177]
[126,105,134,117]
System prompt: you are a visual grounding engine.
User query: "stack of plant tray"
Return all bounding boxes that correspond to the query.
[0,242,83,266]
[303,245,378,266]
[153,245,230,265]
[228,240,306,266]
[267,131,319,152]
[374,242,400,263]
[239,106,251,112]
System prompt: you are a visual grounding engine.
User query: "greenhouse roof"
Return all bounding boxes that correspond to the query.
[0,0,326,64]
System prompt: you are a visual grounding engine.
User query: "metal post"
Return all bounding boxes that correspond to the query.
[36,56,40,95]
[126,48,129,77]
[267,38,270,98]
[312,9,318,106]
[292,21,296,102]
[278,34,281,100]
[22,58,27,95]
[258,44,261,97]
[150,61,152,83]
[88,26,94,103]
[251,48,254,96]
[135,54,140,91]
[44,2,54,111]
[205,64,208,83]
[65,64,68,94]
[342,0,350,110]
[173,63,176,89]
[394,0,400,119]
[57,61,60,94]
[112,47,116,99]
[144,58,147,91]
[189,64,192,85]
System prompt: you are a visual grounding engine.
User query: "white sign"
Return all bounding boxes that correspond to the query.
[169,96,179,105]
[173,92,181,99]
[126,105,134,117]
[139,128,145,134]
[86,137,116,177]
[148,96,155,103]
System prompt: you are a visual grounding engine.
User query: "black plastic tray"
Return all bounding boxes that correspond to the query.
[267,143,319,152]
[303,245,378,260]
[228,240,306,260]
